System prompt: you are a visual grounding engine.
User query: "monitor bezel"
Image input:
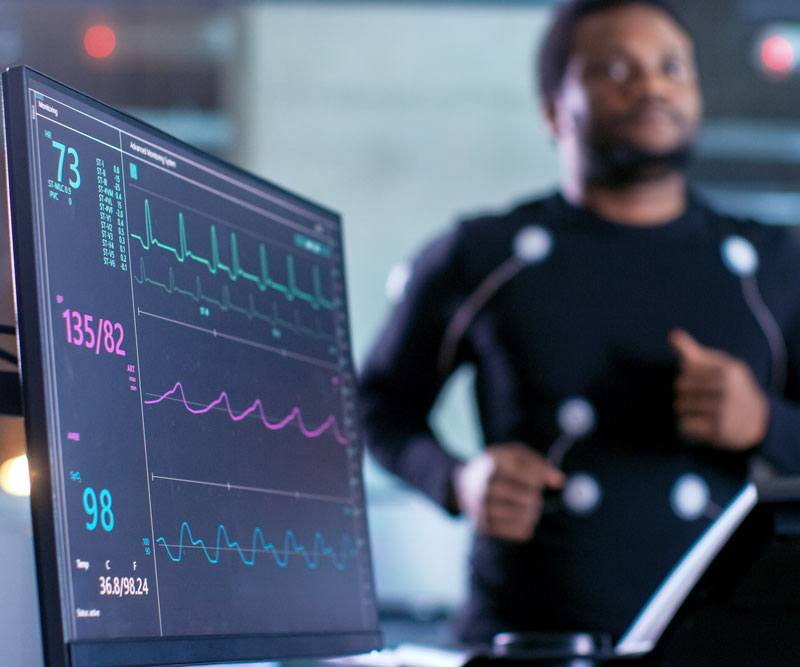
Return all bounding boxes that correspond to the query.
[2,64,381,667]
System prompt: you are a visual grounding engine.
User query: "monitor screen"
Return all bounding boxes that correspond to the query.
[2,65,381,667]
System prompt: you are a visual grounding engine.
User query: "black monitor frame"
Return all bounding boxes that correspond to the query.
[3,65,381,667]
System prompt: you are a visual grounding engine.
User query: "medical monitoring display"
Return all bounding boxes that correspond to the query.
[2,66,380,666]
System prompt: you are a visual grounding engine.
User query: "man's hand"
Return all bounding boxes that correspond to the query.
[669,328,769,450]
[452,442,565,542]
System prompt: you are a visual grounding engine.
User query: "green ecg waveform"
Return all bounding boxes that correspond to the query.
[134,257,335,342]
[130,199,337,311]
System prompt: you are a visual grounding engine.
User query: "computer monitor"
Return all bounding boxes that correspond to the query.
[2,65,381,667]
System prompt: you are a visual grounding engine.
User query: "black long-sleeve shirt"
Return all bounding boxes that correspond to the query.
[359,192,800,643]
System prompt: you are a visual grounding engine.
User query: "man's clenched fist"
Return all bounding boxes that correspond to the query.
[452,442,565,542]
[669,328,769,450]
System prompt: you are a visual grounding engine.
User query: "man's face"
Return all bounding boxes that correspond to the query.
[549,3,703,183]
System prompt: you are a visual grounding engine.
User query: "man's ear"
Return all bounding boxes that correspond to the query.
[541,96,559,138]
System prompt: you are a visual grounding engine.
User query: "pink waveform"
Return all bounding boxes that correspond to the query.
[145,381,347,444]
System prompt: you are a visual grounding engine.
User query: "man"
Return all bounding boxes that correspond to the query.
[359,0,800,645]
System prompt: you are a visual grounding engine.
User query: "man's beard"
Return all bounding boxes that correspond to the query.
[584,139,695,188]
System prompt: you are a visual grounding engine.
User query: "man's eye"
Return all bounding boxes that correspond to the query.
[607,60,630,82]
[663,57,688,79]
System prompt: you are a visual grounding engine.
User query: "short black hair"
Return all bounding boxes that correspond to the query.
[537,0,691,101]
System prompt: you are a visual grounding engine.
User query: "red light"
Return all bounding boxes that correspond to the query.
[84,25,116,59]
[761,35,795,73]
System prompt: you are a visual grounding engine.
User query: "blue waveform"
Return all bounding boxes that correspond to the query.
[156,522,357,570]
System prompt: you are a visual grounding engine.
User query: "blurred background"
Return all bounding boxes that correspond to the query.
[2,0,800,663]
